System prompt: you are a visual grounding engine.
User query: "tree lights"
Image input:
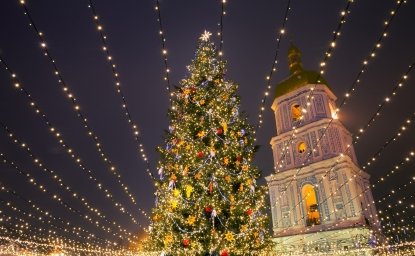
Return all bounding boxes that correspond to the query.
[146,33,272,255]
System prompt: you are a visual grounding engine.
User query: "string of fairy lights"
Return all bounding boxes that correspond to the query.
[255,0,293,131]
[0,153,133,241]
[0,187,144,255]
[0,122,142,231]
[379,200,415,241]
[0,214,86,248]
[0,234,126,255]
[0,56,150,225]
[17,0,140,212]
[0,0,413,254]
[0,186,114,246]
[85,0,156,181]
[361,112,415,170]
[270,60,414,229]
[217,0,226,57]
[354,63,414,141]
[0,200,108,247]
[155,0,173,101]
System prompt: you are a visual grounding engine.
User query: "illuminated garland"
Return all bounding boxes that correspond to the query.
[0,122,143,232]
[362,113,415,170]
[355,63,414,141]
[155,0,173,100]
[255,0,293,131]
[218,0,226,57]
[0,200,108,247]
[0,186,115,247]
[85,0,155,181]
[0,235,134,255]
[0,213,93,251]
[17,0,139,208]
[0,56,150,223]
[0,154,129,240]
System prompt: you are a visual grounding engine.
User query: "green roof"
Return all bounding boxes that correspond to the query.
[275,70,329,98]
[275,43,330,98]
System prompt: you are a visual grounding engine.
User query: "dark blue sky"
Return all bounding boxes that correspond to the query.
[0,0,414,245]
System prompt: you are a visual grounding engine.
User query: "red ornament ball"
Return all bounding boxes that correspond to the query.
[205,206,213,213]
[216,127,223,135]
[197,151,204,158]
[220,249,229,256]
[182,238,190,247]
[246,208,253,216]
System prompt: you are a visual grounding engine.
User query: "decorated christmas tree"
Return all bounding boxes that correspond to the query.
[147,31,271,255]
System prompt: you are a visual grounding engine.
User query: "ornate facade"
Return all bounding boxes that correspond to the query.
[266,45,381,254]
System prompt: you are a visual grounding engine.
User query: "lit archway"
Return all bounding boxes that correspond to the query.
[302,184,321,226]
[291,104,302,121]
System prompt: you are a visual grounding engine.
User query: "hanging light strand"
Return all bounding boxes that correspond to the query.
[0,213,85,249]
[218,0,226,57]
[85,0,155,181]
[255,0,293,131]
[362,113,415,170]
[0,199,109,247]
[0,185,115,247]
[372,151,415,188]
[0,235,136,256]
[355,63,414,141]
[155,0,173,100]
[17,0,142,210]
[0,56,150,222]
[0,122,145,232]
[0,154,130,241]
[336,0,406,110]
[0,231,119,255]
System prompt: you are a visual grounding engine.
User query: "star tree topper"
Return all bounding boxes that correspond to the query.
[200,30,212,42]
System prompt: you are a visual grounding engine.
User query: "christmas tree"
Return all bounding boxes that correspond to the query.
[148,31,271,255]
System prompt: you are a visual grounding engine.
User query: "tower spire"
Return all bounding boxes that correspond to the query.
[288,43,303,75]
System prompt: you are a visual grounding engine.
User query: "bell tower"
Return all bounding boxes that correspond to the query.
[266,44,381,254]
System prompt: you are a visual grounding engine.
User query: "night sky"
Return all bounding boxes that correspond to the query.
[1,0,415,245]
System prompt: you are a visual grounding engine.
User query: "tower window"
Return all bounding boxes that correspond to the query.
[297,142,307,154]
[302,184,321,226]
[291,104,302,121]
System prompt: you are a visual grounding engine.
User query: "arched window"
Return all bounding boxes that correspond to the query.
[297,142,307,154]
[291,104,302,121]
[302,184,321,226]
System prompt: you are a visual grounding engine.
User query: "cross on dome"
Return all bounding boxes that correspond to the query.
[200,30,212,42]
